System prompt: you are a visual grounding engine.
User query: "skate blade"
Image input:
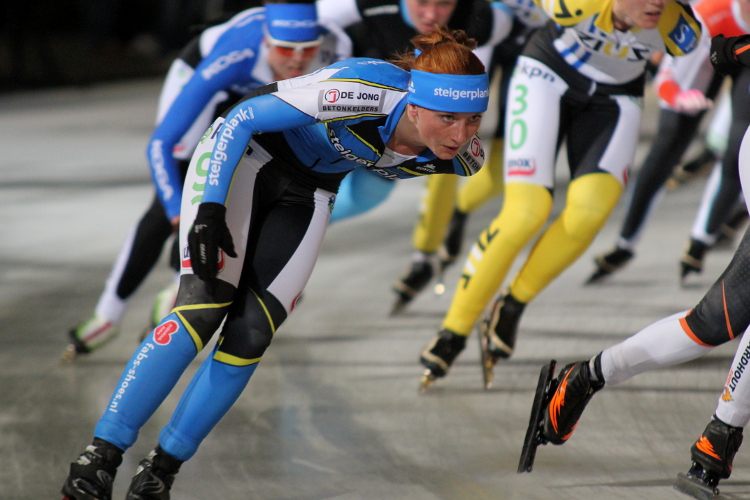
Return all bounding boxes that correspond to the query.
[390,297,410,316]
[478,329,497,389]
[60,344,80,362]
[419,371,438,393]
[518,360,557,473]
[674,473,725,500]
[433,263,451,296]
[584,267,610,285]
[680,266,702,288]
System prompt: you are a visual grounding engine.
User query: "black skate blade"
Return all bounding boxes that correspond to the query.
[518,360,557,473]
[674,473,727,500]
[389,297,410,316]
[584,267,609,285]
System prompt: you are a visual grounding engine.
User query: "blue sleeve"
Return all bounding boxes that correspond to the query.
[201,94,319,205]
[147,44,257,220]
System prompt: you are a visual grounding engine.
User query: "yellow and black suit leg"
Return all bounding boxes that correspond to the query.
[456,137,505,214]
[412,174,460,254]
[441,181,553,336]
[509,173,623,303]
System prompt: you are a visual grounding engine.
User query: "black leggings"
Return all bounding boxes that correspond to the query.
[619,72,724,243]
[695,68,750,239]
[685,225,750,345]
[114,160,189,299]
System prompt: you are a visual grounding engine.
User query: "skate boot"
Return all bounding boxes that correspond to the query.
[139,282,179,342]
[62,314,120,361]
[542,360,604,445]
[585,247,634,285]
[434,209,468,296]
[419,329,467,392]
[674,416,743,500]
[714,207,748,249]
[680,239,709,283]
[478,292,526,388]
[125,446,183,500]
[61,438,123,500]
[667,148,717,190]
[391,255,435,315]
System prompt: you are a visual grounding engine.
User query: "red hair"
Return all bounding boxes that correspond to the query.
[390,26,485,75]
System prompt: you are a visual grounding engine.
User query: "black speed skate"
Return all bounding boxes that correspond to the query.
[62,314,120,361]
[674,417,743,500]
[518,360,604,473]
[585,247,634,285]
[434,209,468,296]
[518,360,557,473]
[714,206,749,249]
[667,148,717,190]
[61,438,123,500]
[419,329,467,392]
[391,257,435,315]
[125,446,183,500]
[680,239,709,284]
[477,292,525,388]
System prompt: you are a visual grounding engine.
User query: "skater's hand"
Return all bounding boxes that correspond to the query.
[187,202,237,281]
[673,89,712,115]
[710,34,750,75]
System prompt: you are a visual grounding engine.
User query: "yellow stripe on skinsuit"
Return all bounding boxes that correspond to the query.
[396,167,427,177]
[209,290,276,366]
[323,78,404,91]
[455,154,471,176]
[344,125,379,155]
[323,114,385,123]
[251,289,277,336]
[173,302,232,313]
[213,351,261,366]
[171,302,232,351]
[175,310,206,352]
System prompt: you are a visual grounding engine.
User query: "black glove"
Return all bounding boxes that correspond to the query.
[710,34,750,75]
[187,202,237,281]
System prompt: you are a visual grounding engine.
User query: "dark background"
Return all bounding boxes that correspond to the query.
[0,0,263,92]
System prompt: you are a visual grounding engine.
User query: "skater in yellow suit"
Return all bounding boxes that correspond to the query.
[418,0,702,390]
[391,0,549,313]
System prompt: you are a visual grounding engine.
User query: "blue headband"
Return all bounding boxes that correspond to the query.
[407,69,490,113]
[265,3,319,42]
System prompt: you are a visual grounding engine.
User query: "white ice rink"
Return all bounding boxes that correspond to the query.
[0,79,747,499]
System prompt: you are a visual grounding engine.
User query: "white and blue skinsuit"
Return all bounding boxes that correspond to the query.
[93,58,486,461]
[84,5,351,342]
[320,0,514,223]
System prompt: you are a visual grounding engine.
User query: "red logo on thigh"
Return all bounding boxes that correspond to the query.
[154,320,179,345]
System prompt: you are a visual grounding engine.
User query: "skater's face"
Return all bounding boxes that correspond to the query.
[265,37,321,80]
[405,0,458,35]
[407,104,483,160]
[612,0,668,30]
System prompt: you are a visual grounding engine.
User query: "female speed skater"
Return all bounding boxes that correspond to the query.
[60,27,489,500]
[63,0,351,360]
[417,0,703,392]
[317,0,514,225]
[517,34,750,500]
